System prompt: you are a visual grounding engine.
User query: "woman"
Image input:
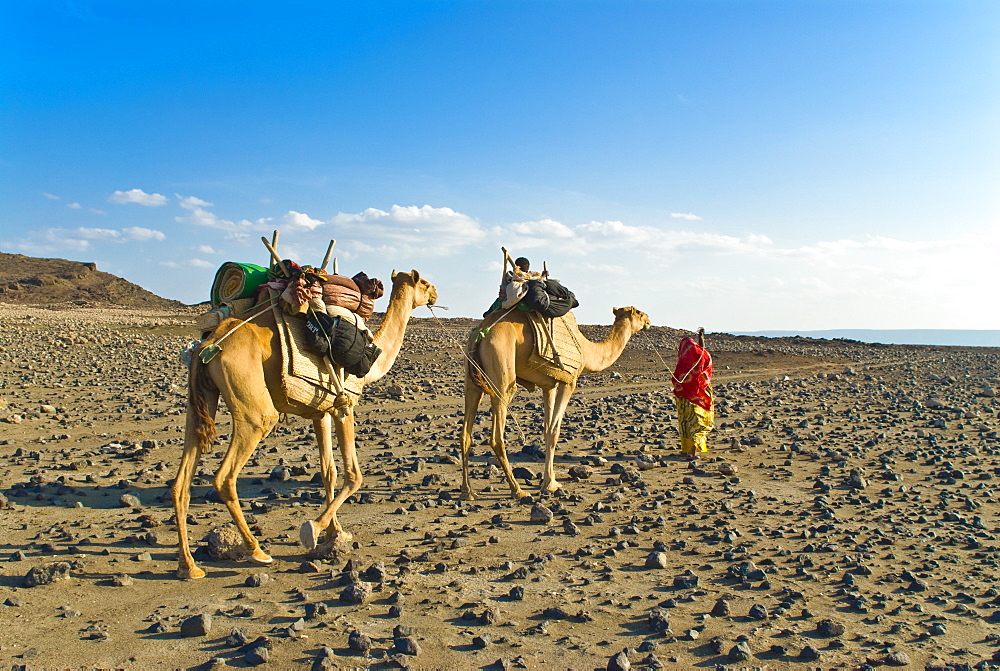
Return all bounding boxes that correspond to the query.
[672,328,714,460]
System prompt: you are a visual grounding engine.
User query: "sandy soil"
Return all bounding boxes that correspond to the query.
[1,303,999,670]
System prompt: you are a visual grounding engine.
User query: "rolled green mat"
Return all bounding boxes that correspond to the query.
[210,262,269,307]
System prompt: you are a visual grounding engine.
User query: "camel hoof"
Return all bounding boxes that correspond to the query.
[329,529,353,543]
[249,548,274,564]
[459,490,477,502]
[299,520,321,550]
[178,565,206,580]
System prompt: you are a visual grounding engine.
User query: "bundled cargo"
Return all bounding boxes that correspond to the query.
[210,262,269,309]
[321,272,384,321]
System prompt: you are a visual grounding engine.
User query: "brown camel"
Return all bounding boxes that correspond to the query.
[460,306,650,500]
[171,270,437,579]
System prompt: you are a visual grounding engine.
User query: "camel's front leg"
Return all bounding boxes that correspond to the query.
[490,390,527,500]
[540,381,575,493]
[300,413,338,550]
[214,410,279,565]
[307,404,361,546]
[459,377,485,501]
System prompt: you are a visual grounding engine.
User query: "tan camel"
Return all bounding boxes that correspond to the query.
[171,270,437,579]
[460,306,650,500]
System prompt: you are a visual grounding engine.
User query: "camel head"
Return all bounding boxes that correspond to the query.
[612,306,651,333]
[391,269,438,308]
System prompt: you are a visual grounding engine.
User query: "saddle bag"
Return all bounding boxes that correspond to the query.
[522,279,579,318]
[304,311,382,378]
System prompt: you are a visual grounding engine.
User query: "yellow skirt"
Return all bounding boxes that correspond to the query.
[675,390,714,456]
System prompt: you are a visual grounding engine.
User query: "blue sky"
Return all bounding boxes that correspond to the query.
[2,0,998,330]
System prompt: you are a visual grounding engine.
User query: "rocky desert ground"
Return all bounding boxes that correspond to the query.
[2,302,999,670]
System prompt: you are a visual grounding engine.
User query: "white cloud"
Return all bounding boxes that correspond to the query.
[176,194,214,210]
[283,210,324,230]
[123,226,166,242]
[330,205,487,255]
[108,188,168,207]
[42,192,60,200]
[89,208,106,215]
[70,226,164,243]
[160,258,215,269]
[197,245,219,254]
[77,227,122,240]
[67,202,81,209]
[670,212,702,221]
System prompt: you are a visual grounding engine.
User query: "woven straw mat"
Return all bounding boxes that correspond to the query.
[525,312,583,384]
[270,297,363,413]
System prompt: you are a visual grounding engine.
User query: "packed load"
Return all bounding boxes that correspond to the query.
[303,310,381,378]
[484,248,578,318]
[520,277,578,318]
[196,232,385,378]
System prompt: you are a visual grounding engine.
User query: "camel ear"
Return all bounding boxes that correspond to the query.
[612,307,624,318]
[411,269,420,282]
[391,270,397,280]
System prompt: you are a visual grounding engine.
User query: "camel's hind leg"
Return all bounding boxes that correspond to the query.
[172,389,219,580]
[489,386,528,500]
[540,381,575,493]
[212,363,280,565]
[460,372,485,501]
[306,404,361,546]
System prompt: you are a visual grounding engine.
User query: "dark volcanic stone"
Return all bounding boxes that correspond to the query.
[393,636,422,656]
[24,561,72,587]
[180,613,212,637]
[815,618,846,638]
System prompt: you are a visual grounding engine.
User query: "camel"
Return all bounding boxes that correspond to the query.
[171,270,437,579]
[460,305,650,501]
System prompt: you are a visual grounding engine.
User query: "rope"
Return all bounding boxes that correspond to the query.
[425,305,528,445]
[207,293,280,348]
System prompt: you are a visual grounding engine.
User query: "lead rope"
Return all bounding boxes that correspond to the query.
[425,305,528,445]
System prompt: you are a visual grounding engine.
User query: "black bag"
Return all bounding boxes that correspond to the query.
[304,311,381,378]
[523,279,579,318]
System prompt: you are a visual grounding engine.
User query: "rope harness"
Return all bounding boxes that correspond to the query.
[198,294,281,363]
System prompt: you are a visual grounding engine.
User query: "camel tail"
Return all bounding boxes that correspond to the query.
[186,354,218,453]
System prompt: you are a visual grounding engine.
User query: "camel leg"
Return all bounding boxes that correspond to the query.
[489,387,527,500]
[460,374,485,501]
[308,404,361,544]
[541,381,575,493]
[300,413,337,549]
[211,356,281,565]
[172,390,219,580]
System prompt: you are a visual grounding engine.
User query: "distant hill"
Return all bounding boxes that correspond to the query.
[0,252,189,309]
[729,329,1000,348]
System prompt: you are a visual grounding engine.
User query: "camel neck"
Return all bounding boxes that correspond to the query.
[365,281,414,382]
[579,317,635,373]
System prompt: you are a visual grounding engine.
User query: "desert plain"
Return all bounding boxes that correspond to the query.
[1,302,999,670]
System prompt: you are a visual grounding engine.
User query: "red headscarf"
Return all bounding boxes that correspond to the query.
[672,336,713,410]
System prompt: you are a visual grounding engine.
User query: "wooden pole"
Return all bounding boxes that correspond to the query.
[320,240,336,271]
[268,230,279,269]
[697,327,706,348]
[501,247,514,284]
[261,236,291,277]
